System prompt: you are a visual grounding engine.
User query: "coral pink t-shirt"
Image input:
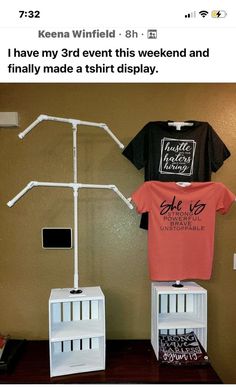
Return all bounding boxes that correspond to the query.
[132,181,235,280]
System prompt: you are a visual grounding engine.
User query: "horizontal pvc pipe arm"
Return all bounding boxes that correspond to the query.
[77,183,114,190]
[7,180,133,209]
[41,115,78,125]
[33,181,73,189]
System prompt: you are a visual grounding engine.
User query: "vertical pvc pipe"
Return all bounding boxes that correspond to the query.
[71,124,80,292]
[72,124,78,184]
[73,187,79,290]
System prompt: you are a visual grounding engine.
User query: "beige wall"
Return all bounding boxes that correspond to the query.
[0,84,236,382]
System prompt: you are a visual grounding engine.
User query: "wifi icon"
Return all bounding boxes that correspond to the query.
[199,10,209,18]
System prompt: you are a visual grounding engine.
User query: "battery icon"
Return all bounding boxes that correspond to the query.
[211,10,227,18]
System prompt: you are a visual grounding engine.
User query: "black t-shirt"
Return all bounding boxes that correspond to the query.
[123,121,230,228]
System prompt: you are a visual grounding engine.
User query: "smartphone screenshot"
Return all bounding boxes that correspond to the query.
[0,1,235,384]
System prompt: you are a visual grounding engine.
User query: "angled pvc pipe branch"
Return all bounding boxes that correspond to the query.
[18,114,125,149]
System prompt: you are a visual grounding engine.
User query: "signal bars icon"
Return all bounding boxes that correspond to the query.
[185,11,196,18]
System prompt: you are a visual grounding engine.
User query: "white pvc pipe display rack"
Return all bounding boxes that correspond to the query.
[7,115,132,294]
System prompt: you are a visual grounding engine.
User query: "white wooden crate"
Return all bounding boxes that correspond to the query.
[49,287,105,377]
[151,281,207,360]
